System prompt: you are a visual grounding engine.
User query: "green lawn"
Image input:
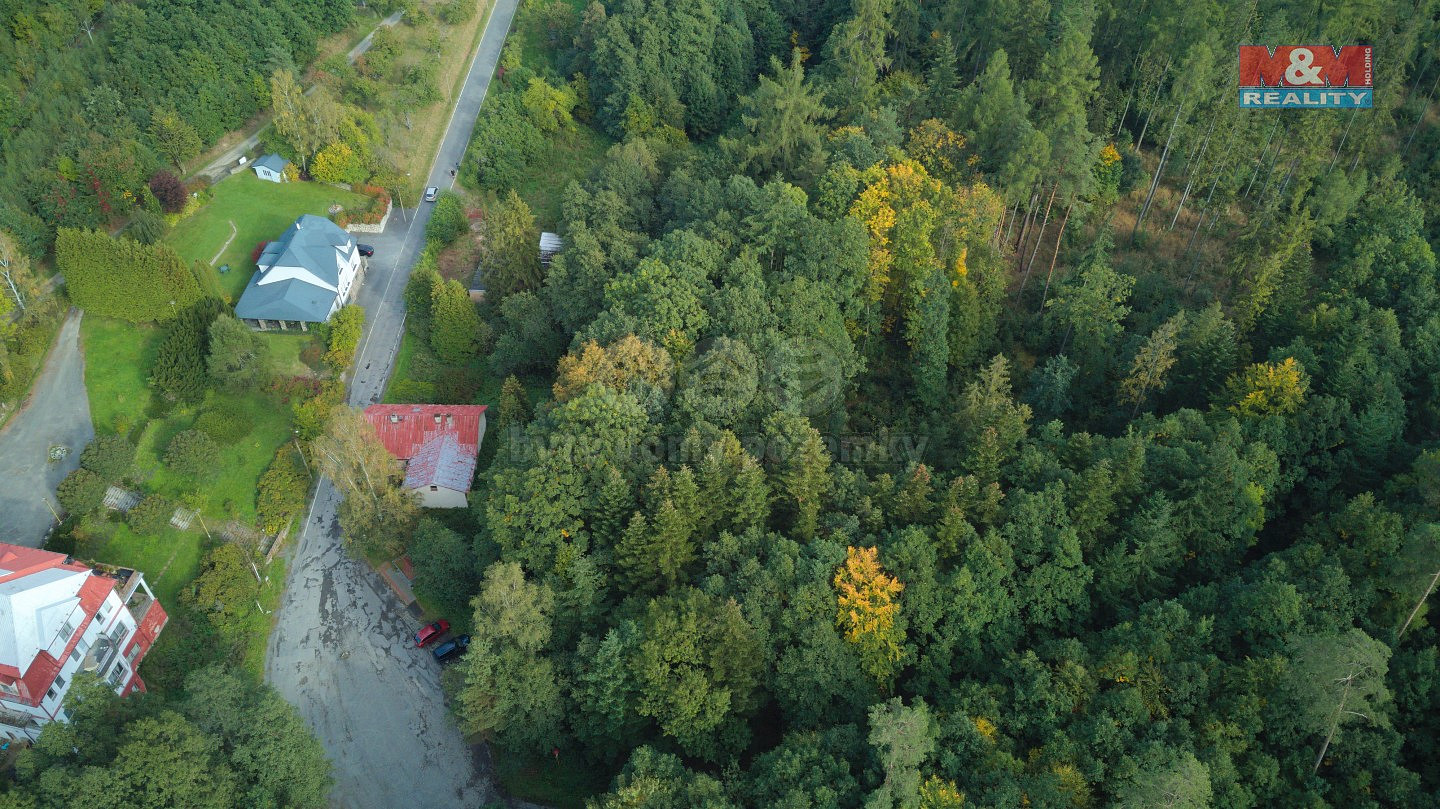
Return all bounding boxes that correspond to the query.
[265,331,317,377]
[80,317,162,435]
[81,523,206,609]
[240,557,289,678]
[167,172,371,300]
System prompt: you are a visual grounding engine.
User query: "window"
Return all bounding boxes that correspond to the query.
[59,620,75,640]
[53,674,65,690]
[430,485,438,492]
[97,602,111,624]
[45,687,58,701]
[69,647,81,663]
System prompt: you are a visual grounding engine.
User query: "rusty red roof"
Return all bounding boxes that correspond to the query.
[362,405,487,460]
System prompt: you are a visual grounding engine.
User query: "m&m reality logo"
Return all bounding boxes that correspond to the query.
[1238,45,1373,108]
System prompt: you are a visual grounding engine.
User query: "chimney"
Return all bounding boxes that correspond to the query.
[389,414,400,424]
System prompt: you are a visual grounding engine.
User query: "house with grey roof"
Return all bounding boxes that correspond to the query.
[252,153,290,183]
[235,214,363,329]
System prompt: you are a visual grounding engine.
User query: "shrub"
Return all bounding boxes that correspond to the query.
[56,229,202,323]
[293,379,345,440]
[127,495,174,535]
[165,429,221,483]
[79,434,136,482]
[148,171,187,213]
[151,298,226,404]
[128,210,166,245]
[194,399,254,445]
[324,305,365,369]
[425,192,469,247]
[57,468,106,516]
[257,446,310,534]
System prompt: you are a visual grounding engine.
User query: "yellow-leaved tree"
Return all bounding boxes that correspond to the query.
[834,545,906,688]
[1226,357,1309,417]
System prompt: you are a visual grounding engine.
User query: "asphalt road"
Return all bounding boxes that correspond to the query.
[265,1,522,806]
[0,310,94,547]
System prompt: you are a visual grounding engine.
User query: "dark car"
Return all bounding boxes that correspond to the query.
[357,243,374,257]
[414,619,450,648]
[432,634,470,663]
[423,186,439,202]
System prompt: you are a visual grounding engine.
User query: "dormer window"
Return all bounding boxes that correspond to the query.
[389,414,401,424]
[433,414,442,425]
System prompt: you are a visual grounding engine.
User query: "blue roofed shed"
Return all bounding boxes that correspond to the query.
[253,153,290,183]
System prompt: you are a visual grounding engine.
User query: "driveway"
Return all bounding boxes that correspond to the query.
[0,310,94,547]
[265,0,522,806]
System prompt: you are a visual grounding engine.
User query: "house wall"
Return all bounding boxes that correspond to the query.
[0,588,145,741]
[417,486,468,509]
[255,166,283,183]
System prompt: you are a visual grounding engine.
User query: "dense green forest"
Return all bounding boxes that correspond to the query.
[429,0,1440,807]
[0,0,354,257]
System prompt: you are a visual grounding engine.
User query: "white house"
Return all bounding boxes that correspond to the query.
[0,544,167,742]
[235,214,364,328]
[252,153,290,183]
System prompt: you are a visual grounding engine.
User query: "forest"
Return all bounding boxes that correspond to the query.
[424,0,1440,807]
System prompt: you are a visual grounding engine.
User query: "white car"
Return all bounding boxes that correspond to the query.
[423,186,439,202]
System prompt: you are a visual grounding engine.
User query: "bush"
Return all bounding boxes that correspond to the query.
[148,171,188,213]
[79,434,136,482]
[256,446,310,534]
[194,399,254,445]
[292,379,345,440]
[165,429,221,483]
[128,210,166,245]
[324,305,365,369]
[127,495,174,535]
[57,468,106,516]
[425,192,469,247]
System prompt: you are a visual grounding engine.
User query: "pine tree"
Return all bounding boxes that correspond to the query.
[429,277,485,364]
[1120,311,1186,416]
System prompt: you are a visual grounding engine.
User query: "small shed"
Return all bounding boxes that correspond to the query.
[253,153,290,183]
[539,232,563,267]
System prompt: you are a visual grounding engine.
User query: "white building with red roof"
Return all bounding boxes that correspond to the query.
[0,543,167,741]
[362,404,488,508]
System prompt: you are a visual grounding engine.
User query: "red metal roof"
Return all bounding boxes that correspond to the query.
[362,405,487,460]
[0,545,89,583]
[5,569,115,705]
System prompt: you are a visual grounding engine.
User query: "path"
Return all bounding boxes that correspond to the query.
[0,310,94,547]
[195,11,405,183]
[265,0,522,806]
[209,220,238,266]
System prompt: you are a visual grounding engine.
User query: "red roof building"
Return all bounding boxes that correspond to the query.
[0,544,166,741]
[362,405,488,508]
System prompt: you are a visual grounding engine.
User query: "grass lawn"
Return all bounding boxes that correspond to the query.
[167,172,371,300]
[240,557,289,678]
[80,317,162,435]
[80,523,206,609]
[265,332,317,377]
[492,748,612,809]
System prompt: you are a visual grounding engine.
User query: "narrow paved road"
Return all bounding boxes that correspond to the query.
[0,310,93,546]
[265,1,521,806]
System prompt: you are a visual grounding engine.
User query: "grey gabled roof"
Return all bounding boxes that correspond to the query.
[253,153,290,172]
[234,272,337,322]
[259,214,353,287]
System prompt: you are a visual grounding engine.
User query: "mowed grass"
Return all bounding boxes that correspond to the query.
[81,318,315,525]
[167,172,371,300]
[81,523,206,609]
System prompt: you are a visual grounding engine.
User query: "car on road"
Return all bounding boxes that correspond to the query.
[423,186,439,202]
[414,619,450,647]
[432,635,470,663]
[357,243,374,257]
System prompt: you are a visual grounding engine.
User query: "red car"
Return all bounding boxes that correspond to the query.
[414,619,450,647]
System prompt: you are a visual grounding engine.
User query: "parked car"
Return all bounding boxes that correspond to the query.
[414,619,450,647]
[357,243,374,257]
[423,186,439,202]
[432,634,471,663]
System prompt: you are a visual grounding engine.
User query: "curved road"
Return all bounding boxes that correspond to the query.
[0,310,93,547]
[265,0,523,806]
